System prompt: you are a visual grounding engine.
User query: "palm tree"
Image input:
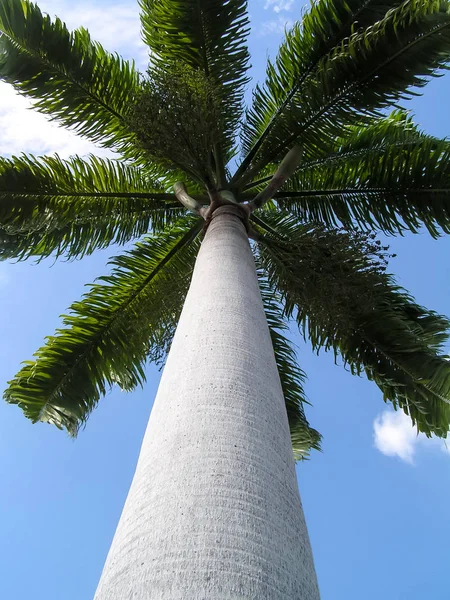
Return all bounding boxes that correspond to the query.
[2,0,450,596]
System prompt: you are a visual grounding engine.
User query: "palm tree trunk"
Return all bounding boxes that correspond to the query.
[94,207,320,599]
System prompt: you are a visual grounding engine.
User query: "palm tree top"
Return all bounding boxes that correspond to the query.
[2,0,450,458]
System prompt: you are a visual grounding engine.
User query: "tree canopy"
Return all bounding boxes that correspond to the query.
[2,0,450,459]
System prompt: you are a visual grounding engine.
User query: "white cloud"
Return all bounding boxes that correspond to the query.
[264,0,295,12]
[373,411,419,463]
[258,16,294,36]
[0,1,147,159]
[373,410,450,464]
[35,0,147,67]
[0,84,114,158]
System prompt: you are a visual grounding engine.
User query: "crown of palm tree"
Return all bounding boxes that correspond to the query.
[2,0,450,459]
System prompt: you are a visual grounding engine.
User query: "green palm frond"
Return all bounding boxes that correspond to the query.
[258,274,321,460]
[0,0,141,155]
[242,111,422,193]
[4,217,203,435]
[274,112,450,237]
[255,211,450,438]
[237,0,450,182]
[0,154,183,260]
[237,0,403,181]
[139,0,250,162]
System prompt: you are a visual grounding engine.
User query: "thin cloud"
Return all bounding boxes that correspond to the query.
[0,84,112,158]
[258,16,294,36]
[373,410,449,464]
[36,0,147,67]
[0,0,147,159]
[264,0,295,12]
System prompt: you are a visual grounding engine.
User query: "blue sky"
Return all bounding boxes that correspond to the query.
[0,1,449,598]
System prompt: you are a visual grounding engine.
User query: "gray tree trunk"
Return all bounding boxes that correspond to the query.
[94,208,320,599]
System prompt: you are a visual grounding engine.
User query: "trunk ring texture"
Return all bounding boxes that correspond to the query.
[208,203,250,233]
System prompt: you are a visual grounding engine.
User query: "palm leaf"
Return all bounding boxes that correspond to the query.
[0,154,184,260]
[0,0,141,155]
[258,273,321,460]
[255,211,450,438]
[241,111,422,193]
[139,0,250,163]
[4,217,203,435]
[236,0,404,181]
[237,0,450,183]
[274,112,450,237]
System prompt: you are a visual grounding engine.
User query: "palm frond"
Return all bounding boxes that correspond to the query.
[238,0,450,182]
[0,154,184,260]
[4,217,203,435]
[139,0,250,161]
[0,0,141,155]
[255,211,450,438]
[274,112,450,237]
[236,0,404,181]
[258,273,321,460]
[242,111,423,194]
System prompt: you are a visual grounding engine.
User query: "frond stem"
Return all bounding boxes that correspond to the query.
[250,214,287,239]
[214,142,227,189]
[173,182,208,217]
[274,187,450,198]
[248,145,303,211]
[0,191,180,200]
